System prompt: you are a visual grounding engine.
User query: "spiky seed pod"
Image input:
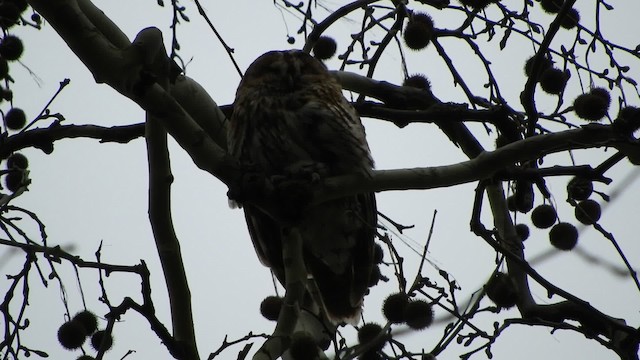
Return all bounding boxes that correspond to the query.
[287,36,295,45]
[373,243,384,264]
[591,87,611,108]
[368,265,381,287]
[4,170,23,192]
[549,222,578,250]
[359,351,382,360]
[76,356,96,360]
[7,153,28,169]
[382,292,409,324]
[539,68,567,95]
[57,321,87,349]
[358,323,385,351]
[540,0,564,14]
[614,106,640,134]
[0,57,8,79]
[514,180,534,213]
[0,2,20,29]
[403,13,434,50]
[90,330,113,351]
[0,35,23,61]
[515,223,530,241]
[422,354,437,360]
[459,0,495,10]
[72,310,98,335]
[5,107,26,130]
[524,55,553,78]
[567,177,593,201]
[403,74,431,90]
[259,295,283,321]
[560,8,580,29]
[8,0,28,12]
[531,204,557,229]
[404,300,434,330]
[289,332,318,360]
[312,36,337,60]
[485,272,518,309]
[575,199,601,225]
[573,93,609,121]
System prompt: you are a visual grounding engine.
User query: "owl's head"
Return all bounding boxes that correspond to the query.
[238,50,331,92]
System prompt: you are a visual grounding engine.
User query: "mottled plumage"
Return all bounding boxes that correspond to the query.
[228,50,377,323]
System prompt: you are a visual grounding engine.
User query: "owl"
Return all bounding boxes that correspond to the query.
[228,50,377,324]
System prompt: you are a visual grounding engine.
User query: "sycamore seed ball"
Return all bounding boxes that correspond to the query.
[358,323,385,351]
[549,222,578,250]
[289,332,318,360]
[403,74,431,90]
[382,292,409,324]
[561,8,580,29]
[539,68,567,95]
[574,199,601,225]
[515,223,530,241]
[404,300,434,330]
[567,177,593,201]
[531,204,557,229]
[57,321,87,349]
[485,272,518,309]
[72,310,98,335]
[312,36,337,60]
[5,107,26,130]
[259,295,283,321]
[459,0,495,10]
[90,330,113,351]
[0,35,24,61]
[7,153,28,169]
[403,13,434,50]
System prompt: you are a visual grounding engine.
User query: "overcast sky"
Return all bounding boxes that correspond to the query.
[2,1,640,359]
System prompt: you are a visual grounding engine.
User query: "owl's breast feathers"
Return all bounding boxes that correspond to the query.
[229,50,377,324]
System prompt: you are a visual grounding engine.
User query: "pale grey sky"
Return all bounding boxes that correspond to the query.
[2,1,639,359]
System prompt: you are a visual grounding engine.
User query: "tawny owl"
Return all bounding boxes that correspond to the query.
[228,50,377,324]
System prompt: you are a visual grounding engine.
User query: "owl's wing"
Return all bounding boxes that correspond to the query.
[244,191,376,324]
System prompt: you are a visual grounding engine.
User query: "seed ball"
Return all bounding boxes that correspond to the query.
[515,223,530,241]
[4,170,23,192]
[312,36,337,60]
[57,321,87,349]
[524,55,553,78]
[549,222,578,250]
[574,93,609,121]
[539,68,567,95]
[561,8,580,29]
[574,199,601,225]
[289,332,318,360]
[6,153,28,169]
[357,323,385,351]
[459,0,495,10]
[259,296,283,321]
[485,272,518,309]
[90,330,113,351]
[0,35,23,61]
[567,177,593,201]
[72,310,98,335]
[403,13,434,50]
[403,74,431,90]
[403,300,434,330]
[531,204,557,229]
[382,292,409,324]
[5,107,26,130]
[373,243,384,264]
[540,0,564,14]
